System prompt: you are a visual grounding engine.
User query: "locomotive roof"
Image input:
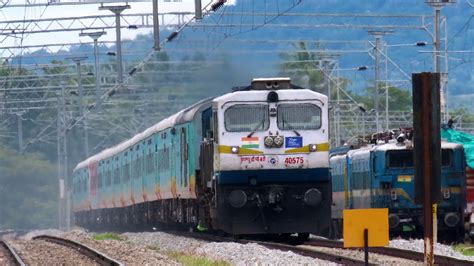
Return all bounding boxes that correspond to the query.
[372,140,462,152]
[330,140,463,161]
[74,97,213,171]
[213,88,327,105]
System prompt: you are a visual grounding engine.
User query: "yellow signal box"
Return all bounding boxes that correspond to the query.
[343,208,389,248]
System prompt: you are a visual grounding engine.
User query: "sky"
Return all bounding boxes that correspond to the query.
[0,0,221,52]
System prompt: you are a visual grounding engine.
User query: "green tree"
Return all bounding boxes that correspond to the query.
[0,145,57,229]
[278,42,326,92]
[353,82,412,111]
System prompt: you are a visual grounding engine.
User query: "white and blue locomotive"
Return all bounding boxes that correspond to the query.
[73,78,331,238]
[330,136,466,241]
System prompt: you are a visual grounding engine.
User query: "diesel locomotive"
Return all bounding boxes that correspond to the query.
[72,78,331,238]
[330,133,466,241]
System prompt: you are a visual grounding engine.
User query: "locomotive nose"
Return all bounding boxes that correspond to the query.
[304,188,322,207]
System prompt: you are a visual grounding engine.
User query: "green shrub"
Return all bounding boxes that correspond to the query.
[92,233,123,241]
[165,251,229,266]
[453,244,474,256]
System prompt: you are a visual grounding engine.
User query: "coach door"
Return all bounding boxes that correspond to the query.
[181,127,188,188]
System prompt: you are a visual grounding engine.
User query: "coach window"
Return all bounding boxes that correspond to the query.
[224,104,269,132]
[98,172,103,189]
[277,103,321,130]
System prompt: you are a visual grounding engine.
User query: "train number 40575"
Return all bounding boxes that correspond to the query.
[284,156,304,165]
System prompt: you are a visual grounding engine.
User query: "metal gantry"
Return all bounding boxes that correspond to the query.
[1,4,468,187]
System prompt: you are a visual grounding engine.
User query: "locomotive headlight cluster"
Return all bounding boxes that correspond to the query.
[264,135,284,148]
[231,146,240,154]
[309,144,318,152]
[264,136,274,147]
[273,135,284,147]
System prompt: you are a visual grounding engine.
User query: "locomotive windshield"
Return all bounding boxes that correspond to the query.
[224,104,269,132]
[386,149,452,168]
[277,103,321,130]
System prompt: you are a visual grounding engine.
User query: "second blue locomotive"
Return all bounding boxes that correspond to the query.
[330,132,466,241]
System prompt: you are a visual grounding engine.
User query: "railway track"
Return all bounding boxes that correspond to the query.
[243,239,367,265]
[305,238,474,266]
[175,232,367,265]
[0,240,26,266]
[32,235,124,266]
[175,231,474,265]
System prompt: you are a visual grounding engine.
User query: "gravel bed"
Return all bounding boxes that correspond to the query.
[310,234,474,262]
[389,238,474,261]
[300,244,421,265]
[0,242,17,266]
[63,230,178,265]
[123,232,336,265]
[196,242,337,265]
[11,239,99,266]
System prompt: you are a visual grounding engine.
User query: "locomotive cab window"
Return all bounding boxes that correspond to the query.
[224,104,269,132]
[277,103,321,130]
[386,149,452,168]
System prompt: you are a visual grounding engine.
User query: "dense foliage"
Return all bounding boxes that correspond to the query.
[0,145,57,229]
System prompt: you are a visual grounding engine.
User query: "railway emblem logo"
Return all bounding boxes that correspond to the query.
[285,136,303,148]
[268,157,278,165]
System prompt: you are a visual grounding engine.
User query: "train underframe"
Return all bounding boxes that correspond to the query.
[74,183,332,238]
[387,207,465,242]
[210,182,332,237]
[74,198,199,231]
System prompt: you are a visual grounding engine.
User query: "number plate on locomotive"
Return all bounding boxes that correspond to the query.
[284,156,305,168]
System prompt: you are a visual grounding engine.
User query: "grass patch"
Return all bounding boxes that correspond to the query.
[453,244,474,256]
[92,233,123,241]
[165,251,229,266]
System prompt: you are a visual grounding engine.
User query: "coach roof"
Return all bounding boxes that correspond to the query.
[74,97,212,171]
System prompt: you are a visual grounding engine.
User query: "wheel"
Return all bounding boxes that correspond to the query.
[297,233,310,242]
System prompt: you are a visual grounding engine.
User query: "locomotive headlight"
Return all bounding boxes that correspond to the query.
[228,190,247,208]
[443,188,450,199]
[309,144,318,152]
[388,214,400,229]
[231,146,240,154]
[390,189,398,200]
[273,135,284,147]
[444,212,460,227]
[264,136,274,148]
[304,188,322,207]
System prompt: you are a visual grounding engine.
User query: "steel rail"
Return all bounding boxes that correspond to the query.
[305,238,474,266]
[32,235,123,266]
[0,240,26,266]
[248,240,367,265]
[172,232,366,265]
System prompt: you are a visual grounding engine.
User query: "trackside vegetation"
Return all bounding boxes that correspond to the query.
[92,233,124,241]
